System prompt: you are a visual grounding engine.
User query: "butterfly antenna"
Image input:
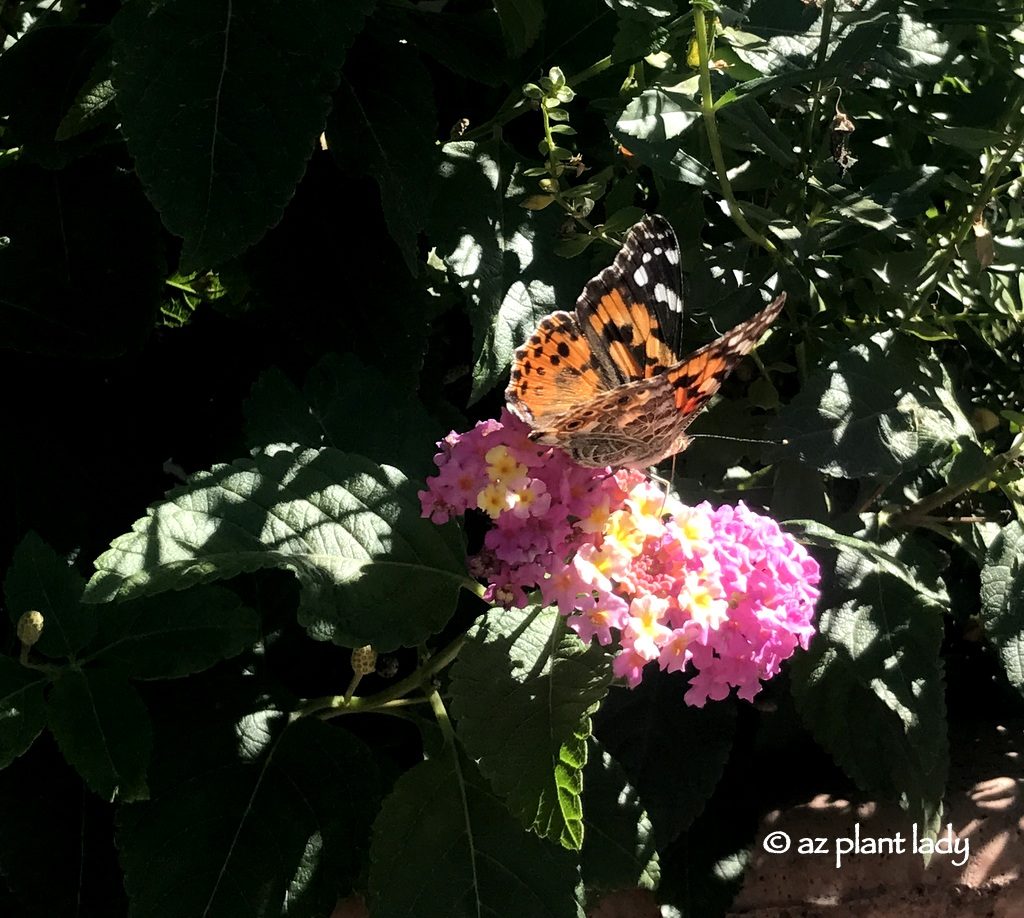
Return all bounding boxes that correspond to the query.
[688,433,790,446]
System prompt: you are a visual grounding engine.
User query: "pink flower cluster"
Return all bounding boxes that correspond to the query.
[420,410,820,706]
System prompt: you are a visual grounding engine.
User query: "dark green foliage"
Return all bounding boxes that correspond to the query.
[2,1,1022,915]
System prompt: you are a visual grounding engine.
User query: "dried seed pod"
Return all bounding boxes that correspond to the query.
[830,93,856,174]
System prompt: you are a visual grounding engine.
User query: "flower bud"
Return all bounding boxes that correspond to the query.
[351,645,377,676]
[17,610,44,647]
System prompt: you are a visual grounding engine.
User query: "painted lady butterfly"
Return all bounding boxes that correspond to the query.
[505,214,786,469]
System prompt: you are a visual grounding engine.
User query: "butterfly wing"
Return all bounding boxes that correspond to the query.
[574,214,685,384]
[665,292,787,417]
[505,309,609,427]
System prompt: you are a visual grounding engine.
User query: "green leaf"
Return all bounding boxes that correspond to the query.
[0,23,110,167]
[120,715,380,918]
[376,5,510,87]
[0,160,163,356]
[87,586,259,679]
[791,541,949,836]
[244,354,445,477]
[580,739,659,893]
[612,90,710,187]
[429,140,591,401]
[0,657,48,769]
[369,754,585,918]
[771,332,974,479]
[612,19,671,63]
[494,0,545,56]
[55,66,116,141]
[4,531,94,659]
[47,667,152,801]
[84,448,467,652]
[594,670,736,847]
[329,40,438,275]
[111,0,373,269]
[980,521,1024,696]
[449,607,613,849]
[605,0,678,21]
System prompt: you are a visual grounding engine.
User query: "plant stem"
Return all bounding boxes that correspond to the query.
[692,7,779,257]
[298,631,469,719]
[800,0,835,186]
[890,431,1024,526]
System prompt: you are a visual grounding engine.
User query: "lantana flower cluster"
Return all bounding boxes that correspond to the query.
[420,410,820,707]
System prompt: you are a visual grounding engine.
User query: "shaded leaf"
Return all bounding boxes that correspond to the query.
[612,90,710,187]
[47,667,152,801]
[112,0,373,268]
[580,738,660,893]
[84,448,467,651]
[0,657,48,768]
[791,540,949,836]
[594,670,736,847]
[369,754,585,918]
[770,332,973,478]
[88,586,260,679]
[494,0,545,56]
[119,716,379,918]
[244,354,443,477]
[429,140,591,401]
[450,606,613,849]
[0,23,109,167]
[329,40,438,274]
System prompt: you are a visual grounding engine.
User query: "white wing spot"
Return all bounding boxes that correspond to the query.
[653,247,663,255]
[633,265,648,286]
[665,248,679,265]
[642,252,652,263]
[654,283,668,303]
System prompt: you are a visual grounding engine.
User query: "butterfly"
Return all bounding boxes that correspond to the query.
[505,214,786,469]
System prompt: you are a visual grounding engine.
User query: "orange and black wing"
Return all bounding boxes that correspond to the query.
[574,214,685,384]
[666,293,787,418]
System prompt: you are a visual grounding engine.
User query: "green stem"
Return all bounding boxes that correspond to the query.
[463,54,616,144]
[890,431,1024,526]
[800,0,835,186]
[692,7,779,257]
[910,85,1024,318]
[428,688,458,746]
[298,631,469,719]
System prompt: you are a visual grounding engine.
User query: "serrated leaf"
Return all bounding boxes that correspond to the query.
[55,60,116,141]
[0,657,48,769]
[119,716,379,918]
[112,0,373,268]
[4,531,94,659]
[791,541,949,836]
[87,586,259,679]
[770,332,972,479]
[46,667,152,801]
[84,448,467,652]
[580,738,659,893]
[429,140,591,401]
[450,606,613,849]
[594,670,736,847]
[329,40,438,274]
[980,521,1024,695]
[494,0,545,56]
[244,354,444,477]
[369,754,585,918]
[0,160,163,356]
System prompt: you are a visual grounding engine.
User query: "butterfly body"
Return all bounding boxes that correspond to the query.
[506,215,786,469]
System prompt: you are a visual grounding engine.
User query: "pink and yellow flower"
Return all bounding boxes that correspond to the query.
[420,410,821,706]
